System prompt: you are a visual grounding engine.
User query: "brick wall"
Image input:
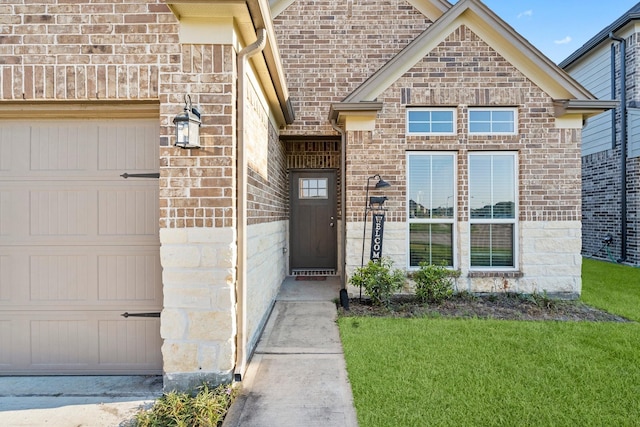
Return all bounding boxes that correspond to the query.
[247,118,288,225]
[159,43,237,229]
[582,146,640,265]
[0,1,176,100]
[346,26,581,224]
[342,25,583,296]
[274,0,433,136]
[582,149,621,260]
[0,1,240,229]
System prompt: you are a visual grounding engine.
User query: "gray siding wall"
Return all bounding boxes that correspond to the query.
[567,32,640,266]
[569,44,613,156]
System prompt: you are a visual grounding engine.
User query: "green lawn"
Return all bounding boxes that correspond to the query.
[582,258,640,321]
[338,259,640,427]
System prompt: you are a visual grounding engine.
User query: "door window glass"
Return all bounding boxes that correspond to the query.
[299,178,328,199]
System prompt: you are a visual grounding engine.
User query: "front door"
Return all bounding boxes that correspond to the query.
[290,170,337,273]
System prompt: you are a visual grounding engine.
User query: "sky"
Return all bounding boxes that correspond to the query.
[450,0,639,64]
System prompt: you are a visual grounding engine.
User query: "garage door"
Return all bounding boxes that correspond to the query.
[0,118,162,374]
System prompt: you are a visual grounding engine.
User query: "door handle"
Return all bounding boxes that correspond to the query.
[121,312,160,318]
[330,222,334,227]
[120,173,160,179]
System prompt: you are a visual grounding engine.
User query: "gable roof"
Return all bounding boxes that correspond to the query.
[331,0,616,122]
[559,2,640,69]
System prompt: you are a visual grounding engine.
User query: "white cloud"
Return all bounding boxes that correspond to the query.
[517,10,533,18]
[554,36,572,45]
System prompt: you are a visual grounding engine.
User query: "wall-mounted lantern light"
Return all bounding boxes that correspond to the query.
[173,94,201,149]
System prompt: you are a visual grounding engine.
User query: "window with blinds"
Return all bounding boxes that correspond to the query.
[469,153,517,268]
[407,152,456,267]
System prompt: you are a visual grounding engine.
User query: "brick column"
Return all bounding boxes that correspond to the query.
[159,43,238,391]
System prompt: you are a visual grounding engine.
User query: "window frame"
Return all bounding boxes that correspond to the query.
[468,107,518,135]
[298,177,328,200]
[406,108,457,136]
[406,151,457,270]
[468,151,518,271]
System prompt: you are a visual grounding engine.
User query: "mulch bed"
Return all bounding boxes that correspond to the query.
[340,293,631,322]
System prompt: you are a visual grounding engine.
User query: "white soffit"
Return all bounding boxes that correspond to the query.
[179,17,236,45]
[344,114,378,131]
[167,2,254,47]
[555,115,584,129]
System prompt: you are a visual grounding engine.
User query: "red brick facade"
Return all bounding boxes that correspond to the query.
[345,26,582,223]
[274,0,433,135]
[0,0,602,387]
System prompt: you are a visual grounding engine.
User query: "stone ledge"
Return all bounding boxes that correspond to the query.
[467,271,523,279]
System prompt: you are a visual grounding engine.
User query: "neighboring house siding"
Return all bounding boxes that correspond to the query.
[569,44,613,155]
[568,31,640,266]
[344,26,582,296]
[273,0,433,135]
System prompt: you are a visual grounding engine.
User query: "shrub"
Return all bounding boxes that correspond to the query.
[349,258,405,306]
[412,262,460,304]
[134,382,236,427]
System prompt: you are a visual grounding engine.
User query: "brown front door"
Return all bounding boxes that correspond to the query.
[290,170,337,272]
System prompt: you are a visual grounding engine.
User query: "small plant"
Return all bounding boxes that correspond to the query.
[349,258,405,306]
[412,261,460,304]
[134,382,236,427]
[529,290,557,310]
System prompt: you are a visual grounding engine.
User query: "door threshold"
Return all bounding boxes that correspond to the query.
[291,269,337,276]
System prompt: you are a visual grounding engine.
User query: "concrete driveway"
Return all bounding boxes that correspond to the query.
[0,375,162,426]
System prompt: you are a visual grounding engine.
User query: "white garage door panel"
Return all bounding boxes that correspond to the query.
[0,118,162,374]
[0,246,161,309]
[0,312,161,374]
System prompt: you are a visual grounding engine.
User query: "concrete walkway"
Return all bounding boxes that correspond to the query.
[0,375,162,426]
[223,276,358,427]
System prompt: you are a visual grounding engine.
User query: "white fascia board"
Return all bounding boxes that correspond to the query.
[179,17,237,46]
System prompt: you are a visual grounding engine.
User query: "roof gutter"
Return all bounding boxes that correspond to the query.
[560,12,640,69]
[246,0,295,124]
[552,99,618,119]
[235,27,267,381]
[609,32,628,263]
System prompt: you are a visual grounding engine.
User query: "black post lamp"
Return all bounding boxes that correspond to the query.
[360,174,391,269]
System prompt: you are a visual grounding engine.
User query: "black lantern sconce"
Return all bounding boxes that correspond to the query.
[173,94,201,149]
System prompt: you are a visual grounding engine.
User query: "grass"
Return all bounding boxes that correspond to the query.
[338,258,640,427]
[582,258,640,321]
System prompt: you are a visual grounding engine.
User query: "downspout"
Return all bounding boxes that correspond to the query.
[235,27,267,381]
[610,33,628,263]
[331,119,346,289]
